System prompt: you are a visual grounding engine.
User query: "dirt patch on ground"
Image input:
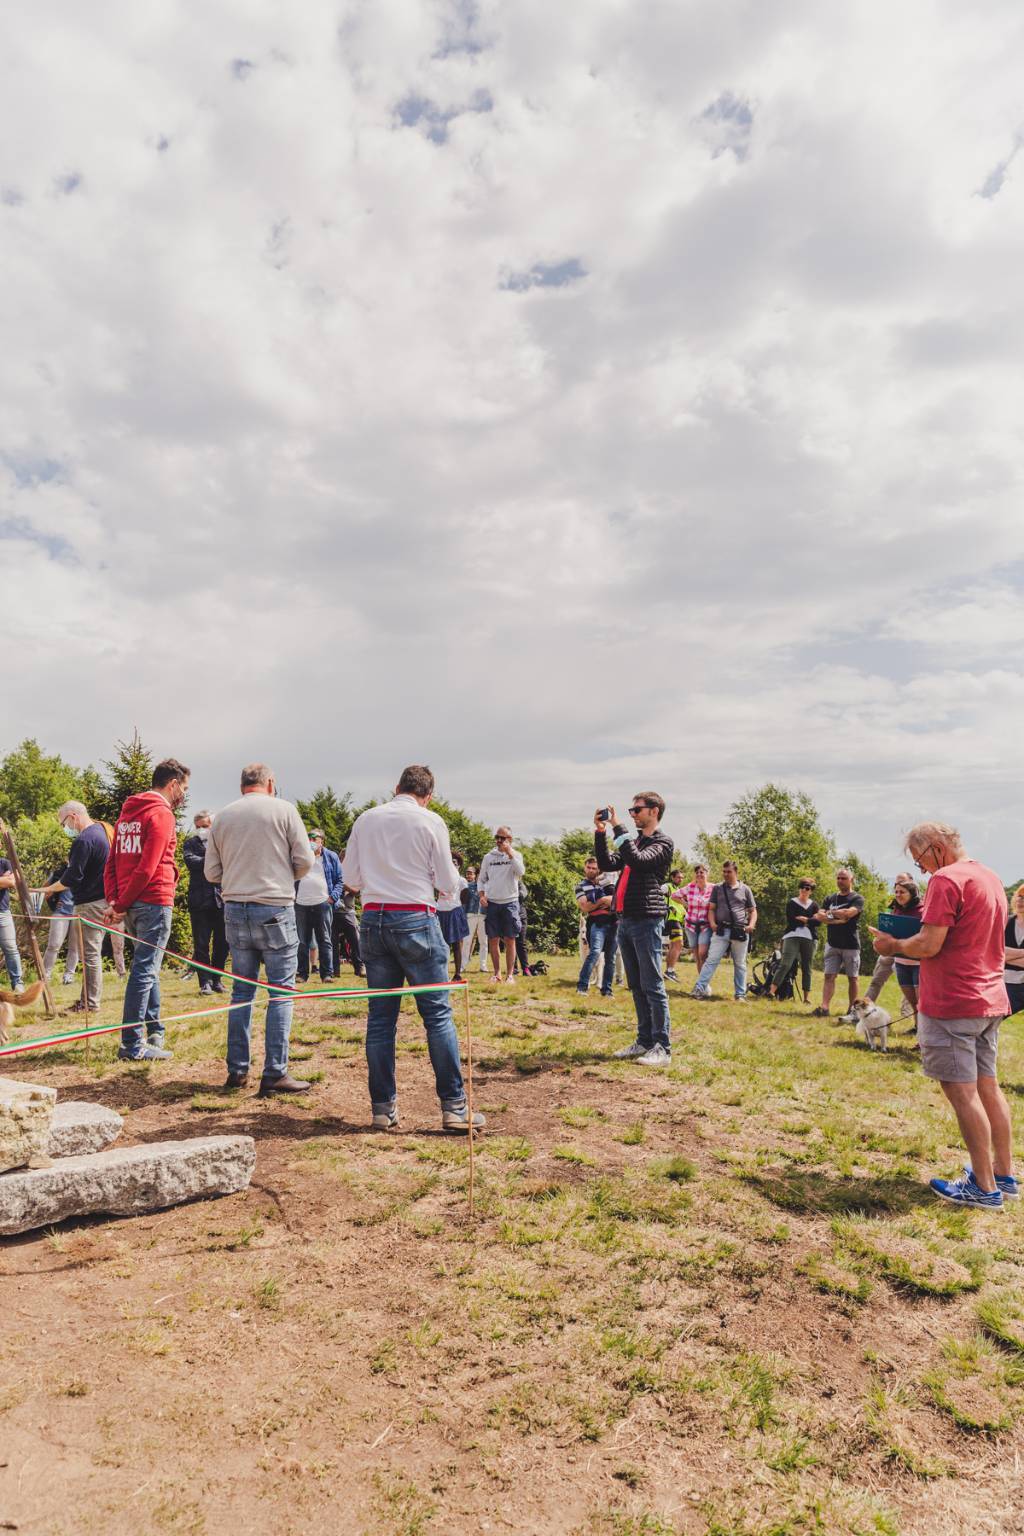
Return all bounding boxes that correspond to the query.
[2,965,1023,1535]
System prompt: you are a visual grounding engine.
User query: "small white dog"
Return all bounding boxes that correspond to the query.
[852,998,890,1053]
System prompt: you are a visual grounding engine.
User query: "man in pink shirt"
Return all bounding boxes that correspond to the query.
[870,821,1015,1210]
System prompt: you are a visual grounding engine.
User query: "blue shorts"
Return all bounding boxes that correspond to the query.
[484,901,522,940]
[895,961,920,987]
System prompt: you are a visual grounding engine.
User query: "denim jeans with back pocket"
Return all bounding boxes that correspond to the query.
[359,908,464,1115]
[223,902,299,1081]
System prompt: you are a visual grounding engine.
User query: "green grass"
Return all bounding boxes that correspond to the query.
[5,953,1023,1535]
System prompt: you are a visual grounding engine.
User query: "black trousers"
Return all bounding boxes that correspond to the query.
[333,906,363,974]
[514,903,531,974]
[190,905,228,987]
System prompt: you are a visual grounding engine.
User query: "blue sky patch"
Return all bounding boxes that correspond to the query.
[394,88,492,145]
[501,258,588,293]
[698,91,753,161]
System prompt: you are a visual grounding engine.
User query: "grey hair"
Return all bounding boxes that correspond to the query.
[904,821,964,856]
[193,809,213,824]
[240,763,273,789]
[57,800,88,820]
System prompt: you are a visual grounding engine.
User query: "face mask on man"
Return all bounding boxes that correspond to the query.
[197,827,209,842]
[61,822,77,838]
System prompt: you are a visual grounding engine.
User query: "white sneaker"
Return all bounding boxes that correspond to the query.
[637,1044,671,1067]
[612,1041,648,1060]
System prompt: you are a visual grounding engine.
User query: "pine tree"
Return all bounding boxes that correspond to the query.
[95,731,154,824]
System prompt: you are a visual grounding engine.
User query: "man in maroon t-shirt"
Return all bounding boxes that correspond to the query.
[870,821,1015,1210]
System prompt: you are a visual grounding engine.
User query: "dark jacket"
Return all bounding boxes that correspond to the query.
[595,825,674,918]
[184,834,220,910]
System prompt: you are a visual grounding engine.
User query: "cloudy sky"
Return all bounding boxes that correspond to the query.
[3,0,1024,876]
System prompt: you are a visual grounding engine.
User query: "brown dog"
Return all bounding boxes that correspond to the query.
[0,980,45,1045]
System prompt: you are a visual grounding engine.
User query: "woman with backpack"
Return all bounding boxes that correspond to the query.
[769,879,819,1004]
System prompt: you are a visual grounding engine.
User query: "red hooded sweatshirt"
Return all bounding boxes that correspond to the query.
[103,791,179,911]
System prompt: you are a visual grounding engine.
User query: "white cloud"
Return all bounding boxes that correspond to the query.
[3,0,1024,879]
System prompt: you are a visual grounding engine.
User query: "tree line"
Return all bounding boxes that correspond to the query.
[1,736,919,965]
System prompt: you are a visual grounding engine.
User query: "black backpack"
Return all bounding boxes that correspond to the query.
[748,948,794,1000]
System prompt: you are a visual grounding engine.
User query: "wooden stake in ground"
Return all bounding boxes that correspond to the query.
[0,818,56,1018]
[79,917,91,1059]
[462,981,476,1217]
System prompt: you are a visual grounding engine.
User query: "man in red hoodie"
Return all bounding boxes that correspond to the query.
[103,758,190,1061]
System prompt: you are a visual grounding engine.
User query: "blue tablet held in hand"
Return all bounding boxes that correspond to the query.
[877,911,922,939]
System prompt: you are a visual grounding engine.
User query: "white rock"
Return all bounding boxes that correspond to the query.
[47,1102,124,1159]
[0,1135,256,1236]
[0,1076,57,1174]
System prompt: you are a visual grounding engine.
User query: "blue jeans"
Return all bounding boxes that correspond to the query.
[295,901,335,980]
[694,930,749,998]
[223,902,298,1081]
[617,916,671,1052]
[577,920,618,995]
[0,910,23,991]
[360,909,464,1114]
[121,901,173,1053]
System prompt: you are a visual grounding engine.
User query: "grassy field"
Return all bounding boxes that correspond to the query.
[1,952,1023,1536]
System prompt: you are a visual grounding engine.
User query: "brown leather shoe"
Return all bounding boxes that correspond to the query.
[222,1072,249,1090]
[258,1073,312,1097]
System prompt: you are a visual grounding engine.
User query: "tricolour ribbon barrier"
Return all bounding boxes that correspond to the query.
[3,908,479,1210]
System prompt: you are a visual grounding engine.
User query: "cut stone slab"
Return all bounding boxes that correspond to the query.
[0,1077,57,1174]
[47,1102,124,1159]
[0,1135,256,1236]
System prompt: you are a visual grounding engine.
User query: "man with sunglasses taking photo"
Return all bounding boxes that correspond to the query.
[595,794,673,1066]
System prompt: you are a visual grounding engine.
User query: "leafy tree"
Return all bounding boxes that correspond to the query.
[295,786,358,851]
[94,730,155,824]
[520,839,580,952]
[429,798,493,868]
[0,738,100,823]
[557,827,594,874]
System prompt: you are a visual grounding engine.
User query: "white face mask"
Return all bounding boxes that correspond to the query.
[61,822,77,838]
[197,827,209,841]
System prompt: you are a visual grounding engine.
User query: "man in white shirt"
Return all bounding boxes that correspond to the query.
[478,827,526,984]
[343,764,485,1135]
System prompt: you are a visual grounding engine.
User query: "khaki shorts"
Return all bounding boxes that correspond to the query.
[917,1013,1002,1082]
[823,944,860,977]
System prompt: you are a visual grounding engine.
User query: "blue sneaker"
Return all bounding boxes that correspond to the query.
[965,1166,1020,1199]
[929,1171,1003,1209]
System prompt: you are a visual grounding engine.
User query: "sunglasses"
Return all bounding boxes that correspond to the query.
[628,805,650,815]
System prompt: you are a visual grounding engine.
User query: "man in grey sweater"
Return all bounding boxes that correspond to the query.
[204,763,314,1095]
[478,827,526,983]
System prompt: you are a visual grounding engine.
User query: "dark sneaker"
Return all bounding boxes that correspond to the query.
[442,1105,486,1134]
[223,1072,249,1090]
[929,1171,1003,1209]
[664,969,678,981]
[67,999,100,1014]
[258,1073,311,1097]
[210,981,226,994]
[371,1107,400,1130]
[118,1044,172,1062]
[965,1166,1020,1199]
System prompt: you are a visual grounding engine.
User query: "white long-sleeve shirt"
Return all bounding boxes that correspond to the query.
[342,795,460,907]
[478,847,525,904]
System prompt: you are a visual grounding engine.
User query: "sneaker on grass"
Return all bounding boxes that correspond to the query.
[442,1104,486,1134]
[612,1041,648,1060]
[118,1043,172,1062]
[965,1166,1019,1199]
[637,1044,671,1067]
[664,969,678,981]
[929,1171,1003,1209]
[371,1108,400,1131]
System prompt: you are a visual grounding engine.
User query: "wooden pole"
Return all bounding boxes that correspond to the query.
[463,981,476,1218]
[0,818,56,1018]
[79,917,91,1059]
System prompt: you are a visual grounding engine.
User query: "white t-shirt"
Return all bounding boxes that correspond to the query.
[1004,918,1024,988]
[783,898,815,943]
[436,876,468,914]
[295,857,330,906]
